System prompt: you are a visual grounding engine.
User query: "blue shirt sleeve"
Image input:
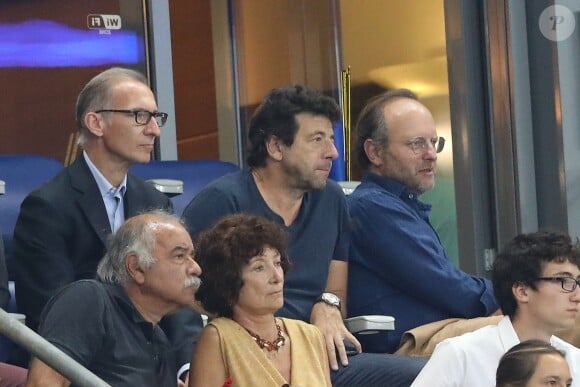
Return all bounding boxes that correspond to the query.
[348,189,498,318]
[331,181,350,262]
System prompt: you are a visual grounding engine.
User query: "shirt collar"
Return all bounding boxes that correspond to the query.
[363,172,412,197]
[362,172,431,211]
[83,151,127,199]
[103,282,159,340]
[502,316,559,349]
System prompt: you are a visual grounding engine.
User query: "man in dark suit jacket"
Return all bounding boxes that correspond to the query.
[13,157,171,332]
[11,68,183,364]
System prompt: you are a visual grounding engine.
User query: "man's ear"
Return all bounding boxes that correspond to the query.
[512,282,530,304]
[363,138,384,167]
[84,112,105,138]
[265,135,284,162]
[126,254,146,285]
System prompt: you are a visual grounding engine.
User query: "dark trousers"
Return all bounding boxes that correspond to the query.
[330,353,426,387]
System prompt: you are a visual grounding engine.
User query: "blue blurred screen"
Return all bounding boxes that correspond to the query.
[0,19,143,68]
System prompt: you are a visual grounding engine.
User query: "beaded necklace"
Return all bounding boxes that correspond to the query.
[245,318,286,353]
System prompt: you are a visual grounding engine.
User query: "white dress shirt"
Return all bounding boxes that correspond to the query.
[411,316,580,387]
[83,151,127,232]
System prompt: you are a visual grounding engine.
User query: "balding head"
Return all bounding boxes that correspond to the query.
[354,89,418,169]
[76,67,149,146]
[355,89,440,194]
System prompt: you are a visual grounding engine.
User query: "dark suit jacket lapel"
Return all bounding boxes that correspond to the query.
[69,157,111,245]
[124,174,145,218]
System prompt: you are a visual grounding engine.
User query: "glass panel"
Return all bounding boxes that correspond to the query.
[0,0,149,161]
[339,0,459,264]
[231,0,340,165]
[555,1,580,237]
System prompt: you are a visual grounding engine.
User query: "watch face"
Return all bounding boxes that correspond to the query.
[323,293,340,306]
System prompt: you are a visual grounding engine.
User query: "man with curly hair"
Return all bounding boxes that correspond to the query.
[183,85,425,386]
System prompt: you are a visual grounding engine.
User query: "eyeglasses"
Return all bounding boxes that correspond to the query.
[95,109,168,127]
[405,136,445,155]
[535,276,580,292]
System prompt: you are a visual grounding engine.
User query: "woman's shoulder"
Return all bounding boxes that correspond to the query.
[197,321,222,349]
[207,317,248,339]
[209,316,239,329]
[280,318,322,337]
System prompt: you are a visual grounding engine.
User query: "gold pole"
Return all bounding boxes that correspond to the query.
[341,66,351,181]
[64,133,74,166]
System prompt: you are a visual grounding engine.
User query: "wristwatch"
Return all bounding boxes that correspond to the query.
[316,292,341,309]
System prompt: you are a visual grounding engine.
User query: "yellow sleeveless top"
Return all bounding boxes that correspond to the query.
[209,317,330,387]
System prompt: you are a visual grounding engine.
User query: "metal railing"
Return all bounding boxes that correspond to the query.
[0,308,110,387]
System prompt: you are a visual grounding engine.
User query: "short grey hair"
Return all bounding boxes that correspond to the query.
[354,88,418,169]
[97,209,181,284]
[76,67,149,146]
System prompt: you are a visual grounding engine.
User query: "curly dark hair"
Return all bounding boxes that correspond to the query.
[496,339,568,387]
[492,231,580,318]
[246,84,340,168]
[194,214,291,318]
[353,88,417,170]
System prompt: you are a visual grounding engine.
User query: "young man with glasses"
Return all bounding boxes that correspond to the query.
[411,231,580,386]
[347,89,499,353]
[11,68,197,375]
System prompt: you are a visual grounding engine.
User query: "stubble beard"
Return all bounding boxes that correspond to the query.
[282,162,328,191]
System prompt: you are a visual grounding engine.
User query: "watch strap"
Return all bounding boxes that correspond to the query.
[315,292,341,309]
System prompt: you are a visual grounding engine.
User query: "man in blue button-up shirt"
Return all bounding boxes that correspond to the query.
[347,89,499,353]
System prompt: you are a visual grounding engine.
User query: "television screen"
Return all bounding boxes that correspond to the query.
[0,0,150,161]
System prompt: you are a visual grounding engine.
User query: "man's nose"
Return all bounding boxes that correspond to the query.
[326,140,339,160]
[143,119,161,137]
[570,286,580,302]
[188,257,202,276]
[423,144,438,161]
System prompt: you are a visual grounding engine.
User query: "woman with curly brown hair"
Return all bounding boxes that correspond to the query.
[189,214,331,387]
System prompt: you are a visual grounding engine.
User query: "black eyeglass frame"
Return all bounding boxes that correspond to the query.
[95,109,168,127]
[535,276,580,293]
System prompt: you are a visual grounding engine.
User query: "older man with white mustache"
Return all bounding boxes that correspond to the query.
[26,210,202,387]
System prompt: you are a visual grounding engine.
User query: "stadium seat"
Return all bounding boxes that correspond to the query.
[130,159,240,216]
[0,155,64,279]
[0,282,21,362]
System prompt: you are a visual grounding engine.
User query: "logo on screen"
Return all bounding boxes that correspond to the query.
[87,14,122,32]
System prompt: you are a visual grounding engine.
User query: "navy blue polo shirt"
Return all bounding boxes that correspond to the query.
[38,280,176,387]
[183,169,349,322]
